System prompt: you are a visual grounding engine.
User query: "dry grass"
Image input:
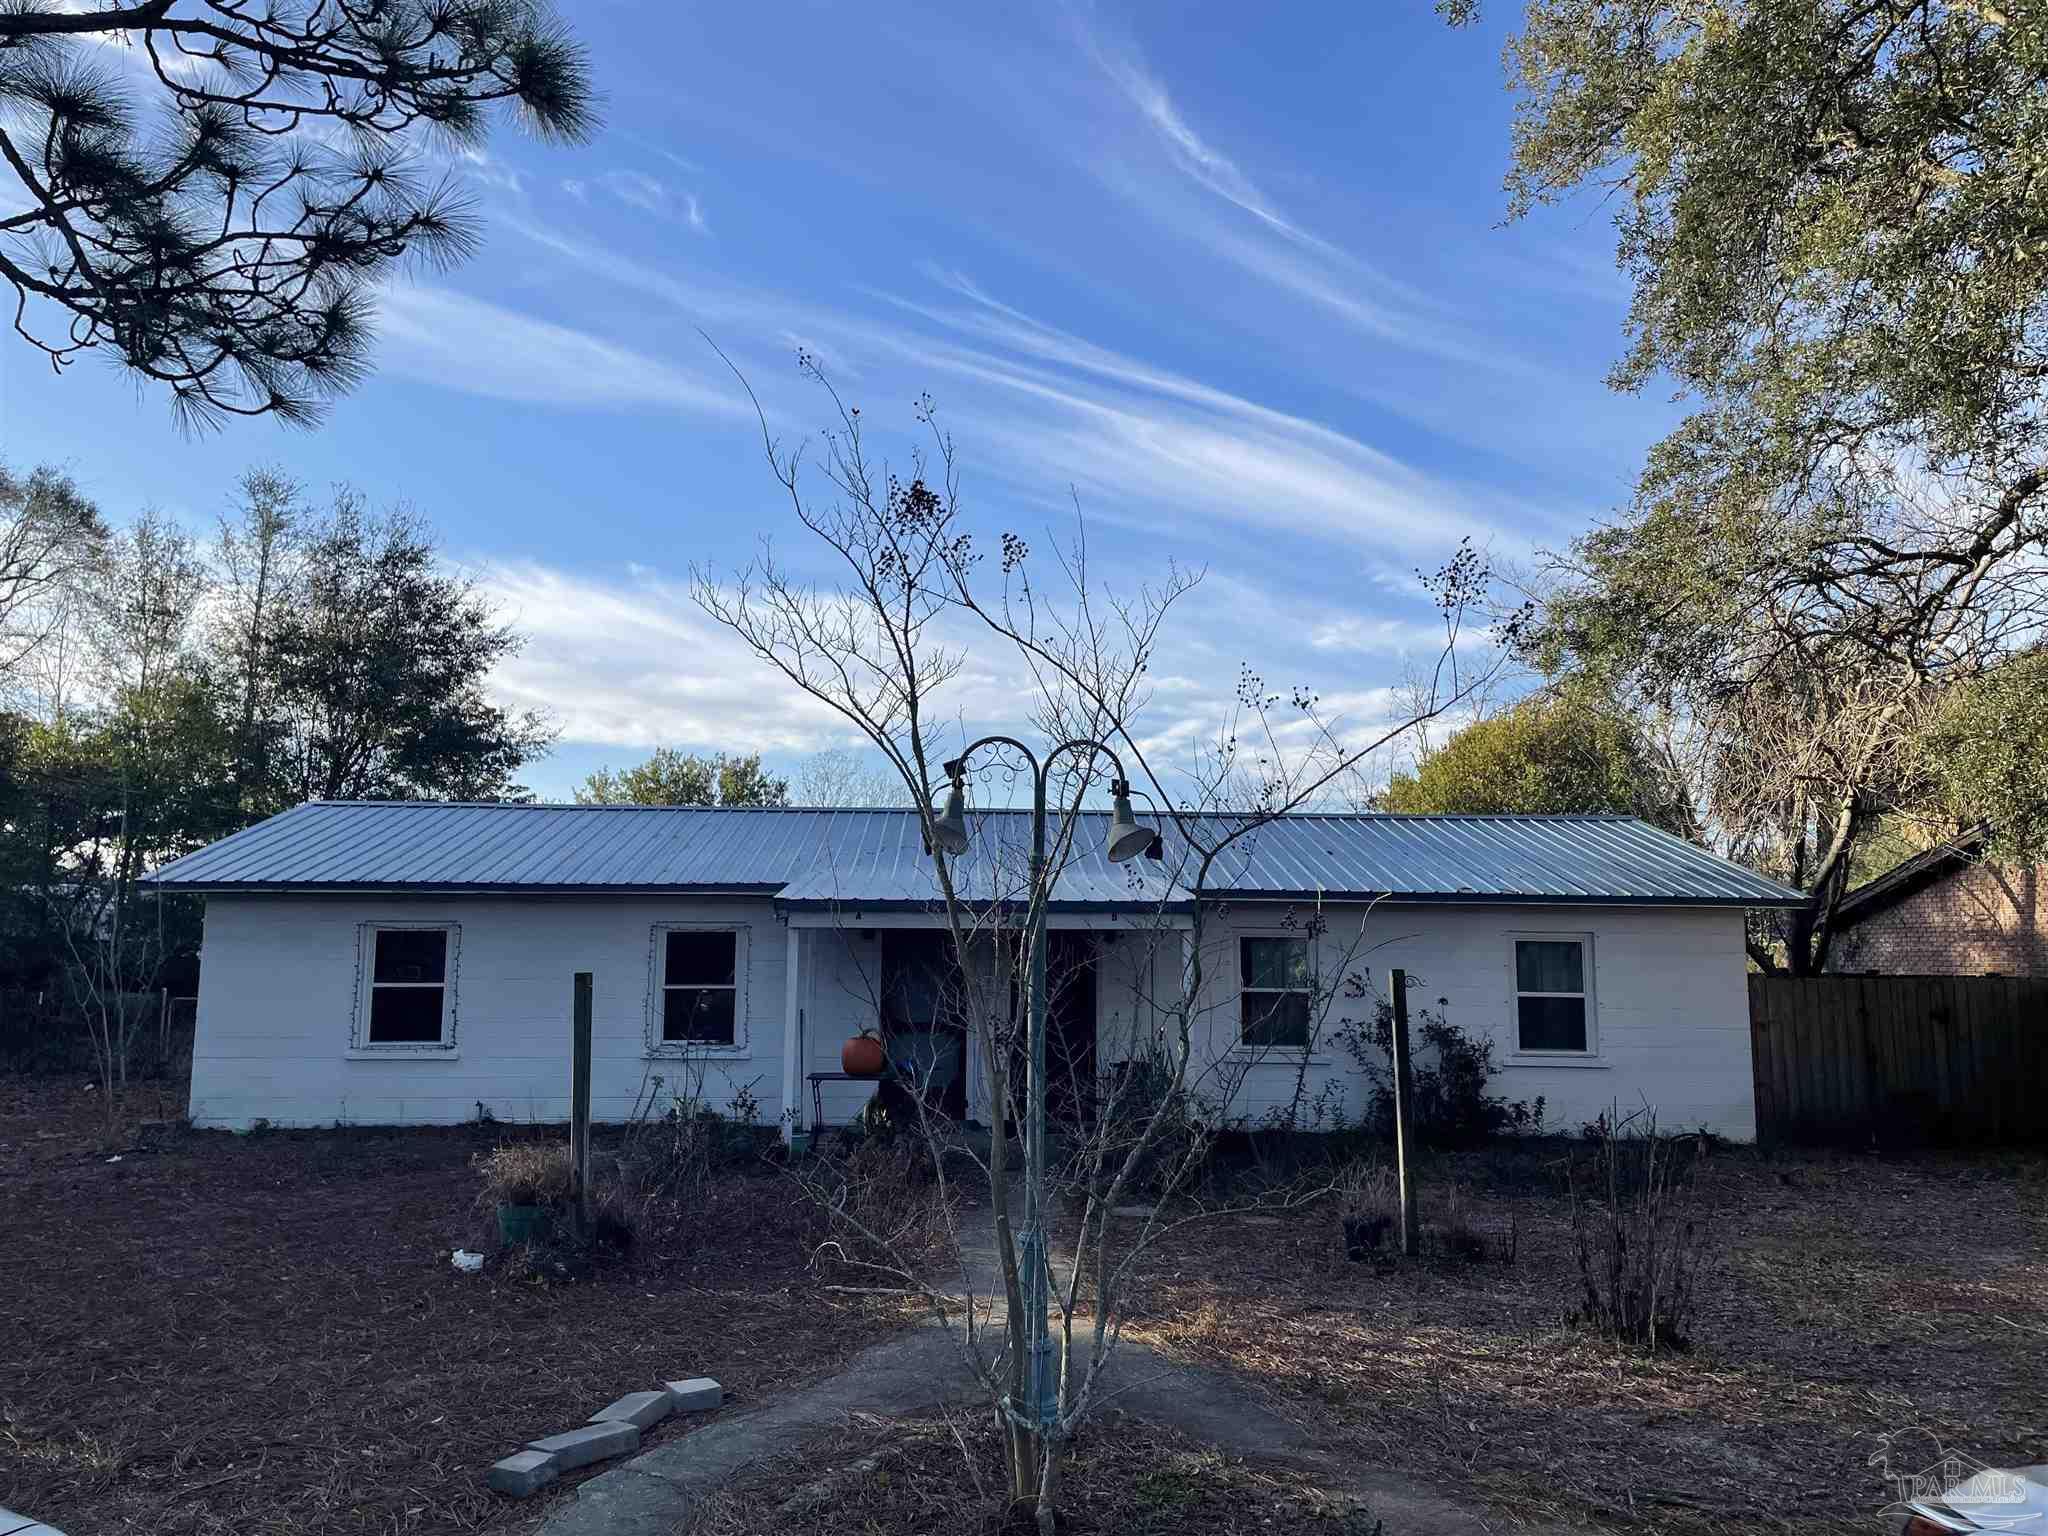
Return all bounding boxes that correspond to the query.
[0,1074,919,1536]
[1119,1141,2048,1536]
[686,1410,1381,1536]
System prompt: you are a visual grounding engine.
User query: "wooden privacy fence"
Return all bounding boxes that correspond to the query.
[1749,974,2048,1147]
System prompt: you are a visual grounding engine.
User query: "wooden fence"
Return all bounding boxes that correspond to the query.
[1749,974,2048,1147]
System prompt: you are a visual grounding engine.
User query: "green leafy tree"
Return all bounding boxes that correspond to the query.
[1378,689,1687,827]
[1454,0,2048,972]
[574,748,789,807]
[263,491,552,804]
[1923,649,2048,857]
[0,2,595,428]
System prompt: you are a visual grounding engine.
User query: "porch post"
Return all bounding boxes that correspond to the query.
[782,923,803,1146]
[1178,926,1194,1056]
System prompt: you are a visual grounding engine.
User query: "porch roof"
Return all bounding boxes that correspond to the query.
[143,801,1804,909]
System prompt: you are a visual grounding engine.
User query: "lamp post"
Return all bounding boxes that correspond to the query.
[927,736,1151,1433]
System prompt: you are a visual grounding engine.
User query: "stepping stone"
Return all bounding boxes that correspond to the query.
[589,1389,672,1431]
[527,1421,639,1470]
[665,1377,723,1412]
[487,1449,560,1498]
[0,1511,64,1536]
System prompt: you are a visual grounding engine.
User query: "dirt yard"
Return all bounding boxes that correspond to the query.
[0,1075,915,1536]
[8,1074,2044,1536]
[1122,1140,2048,1536]
[684,1410,1381,1536]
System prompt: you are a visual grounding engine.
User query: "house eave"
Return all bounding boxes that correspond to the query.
[145,882,788,899]
[148,883,1805,909]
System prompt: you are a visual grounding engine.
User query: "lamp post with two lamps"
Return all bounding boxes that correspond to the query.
[926,736,1154,1434]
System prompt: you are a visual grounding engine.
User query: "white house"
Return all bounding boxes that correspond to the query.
[143,802,1802,1139]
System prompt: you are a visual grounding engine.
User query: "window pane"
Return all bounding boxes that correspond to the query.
[1241,937,1308,991]
[666,931,736,987]
[1517,995,1587,1052]
[1516,940,1583,994]
[663,987,736,1044]
[374,929,446,985]
[369,985,444,1043]
[1241,990,1311,1048]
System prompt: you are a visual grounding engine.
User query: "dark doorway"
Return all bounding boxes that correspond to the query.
[1043,931,1099,1130]
[879,931,969,1120]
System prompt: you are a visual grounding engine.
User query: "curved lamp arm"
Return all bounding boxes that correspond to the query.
[930,735,1150,863]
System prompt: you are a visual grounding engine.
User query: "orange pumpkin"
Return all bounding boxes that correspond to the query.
[841,1031,887,1078]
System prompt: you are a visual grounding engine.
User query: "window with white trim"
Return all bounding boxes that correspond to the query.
[362,925,456,1047]
[1239,935,1312,1049]
[654,926,747,1050]
[1513,936,1592,1053]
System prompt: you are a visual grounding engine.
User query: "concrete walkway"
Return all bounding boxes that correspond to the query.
[537,1194,1558,1535]
[535,1313,1546,1536]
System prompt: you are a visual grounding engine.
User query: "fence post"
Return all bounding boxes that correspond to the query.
[1390,967,1420,1257]
[571,972,593,1236]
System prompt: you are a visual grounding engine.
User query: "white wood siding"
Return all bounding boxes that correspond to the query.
[1168,903,1755,1139]
[190,895,1755,1138]
[188,895,787,1129]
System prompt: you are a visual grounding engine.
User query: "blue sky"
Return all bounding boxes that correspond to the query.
[5,2,1668,801]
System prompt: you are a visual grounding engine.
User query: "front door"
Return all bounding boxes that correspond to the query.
[880,931,969,1120]
[1045,931,1099,1129]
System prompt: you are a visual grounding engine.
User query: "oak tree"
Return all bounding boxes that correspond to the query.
[1458,0,2048,970]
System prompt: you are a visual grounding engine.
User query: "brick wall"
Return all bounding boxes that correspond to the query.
[1830,861,2048,976]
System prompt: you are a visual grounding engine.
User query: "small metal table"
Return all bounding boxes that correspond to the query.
[806,1070,885,1134]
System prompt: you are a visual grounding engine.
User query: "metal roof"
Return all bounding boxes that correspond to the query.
[142,801,1805,908]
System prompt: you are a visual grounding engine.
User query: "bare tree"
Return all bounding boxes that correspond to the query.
[0,1,595,428]
[63,509,212,1123]
[792,745,912,807]
[692,355,1515,1531]
[0,462,107,698]
[213,465,305,813]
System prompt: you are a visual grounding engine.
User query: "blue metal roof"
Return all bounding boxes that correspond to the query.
[142,801,1805,908]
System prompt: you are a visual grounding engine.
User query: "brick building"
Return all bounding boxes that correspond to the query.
[1827,831,2048,976]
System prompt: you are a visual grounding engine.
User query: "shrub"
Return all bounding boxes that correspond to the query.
[1338,997,1543,1146]
[474,1140,641,1275]
[1088,1047,1205,1202]
[617,1067,774,1207]
[1331,1160,1515,1268]
[476,1141,576,1208]
[1432,1181,1515,1266]
[798,1132,959,1278]
[1333,1157,1397,1260]
[1566,1108,1711,1351]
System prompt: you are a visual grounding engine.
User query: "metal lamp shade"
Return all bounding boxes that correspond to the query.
[1105,792,1151,863]
[931,782,972,855]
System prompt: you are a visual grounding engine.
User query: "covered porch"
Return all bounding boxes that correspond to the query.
[775,910,1193,1143]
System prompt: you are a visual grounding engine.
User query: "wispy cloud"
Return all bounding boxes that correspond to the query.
[1064,20,1529,376]
[590,169,711,232]
[1082,38,1318,250]
[485,219,1519,554]
[477,559,1066,768]
[479,560,850,754]
[479,553,1461,808]
[374,285,743,415]
[600,169,669,216]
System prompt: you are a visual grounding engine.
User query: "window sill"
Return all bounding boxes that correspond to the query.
[347,1047,461,1061]
[1506,1053,1608,1069]
[644,1047,752,1062]
[1228,1049,1332,1067]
